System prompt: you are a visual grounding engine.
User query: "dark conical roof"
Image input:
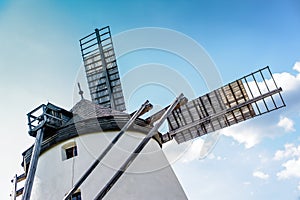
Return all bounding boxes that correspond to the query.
[65,99,129,126]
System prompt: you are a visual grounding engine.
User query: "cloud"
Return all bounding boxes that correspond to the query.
[275,143,300,180]
[293,62,300,73]
[221,123,263,148]
[274,143,300,161]
[222,62,300,148]
[221,113,290,149]
[298,182,300,191]
[277,116,295,132]
[179,138,205,163]
[162,137,205,164]
[277,158,300,179]
[253,171,269,180]
[163,133,223,163]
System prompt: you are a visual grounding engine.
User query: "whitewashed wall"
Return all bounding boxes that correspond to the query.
[31,131,187,200]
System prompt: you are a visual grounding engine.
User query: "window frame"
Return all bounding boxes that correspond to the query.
[61,141,78,161]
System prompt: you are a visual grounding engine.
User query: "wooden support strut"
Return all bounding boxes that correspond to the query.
[63,100,153,200]
[95,28,115,109]
[94,93,186,200]
[145,96,188,125]
[22,127,44,200]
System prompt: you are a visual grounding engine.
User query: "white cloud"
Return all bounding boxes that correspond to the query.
[298,182,300,191]
[274,71,300,93]
[293,62,300,73]
[163,138,205,164]
[221,114,290,149]
[163,131,221,163]
[222,62,300,148]
[275,143,300,180]
[199,132,220,159]
[180,138,205,163]
[221,124,261,148]
[277,116,295,132]
[274,143,300,160]
[253,171,269,180]
[277,158,300,179]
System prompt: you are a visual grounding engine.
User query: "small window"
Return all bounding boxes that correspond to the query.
[65,146,78,159]
[62,141,78,161]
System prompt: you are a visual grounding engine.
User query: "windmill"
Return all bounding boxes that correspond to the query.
[11,26,285,200]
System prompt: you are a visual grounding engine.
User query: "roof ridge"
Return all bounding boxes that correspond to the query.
[69,99,128,123]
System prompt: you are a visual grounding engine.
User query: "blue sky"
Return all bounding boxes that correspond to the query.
[0,0,300,199]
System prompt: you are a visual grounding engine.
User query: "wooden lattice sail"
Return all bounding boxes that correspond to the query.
[165,67,285,143]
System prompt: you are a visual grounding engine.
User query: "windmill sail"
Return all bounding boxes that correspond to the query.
[80,26,126,111]
[166,66,285,143]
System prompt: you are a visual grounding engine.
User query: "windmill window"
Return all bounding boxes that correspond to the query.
[62,141,78,161]
[66,146,78,159]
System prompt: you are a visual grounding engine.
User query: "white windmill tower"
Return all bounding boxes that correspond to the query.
[10,26,285,200]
